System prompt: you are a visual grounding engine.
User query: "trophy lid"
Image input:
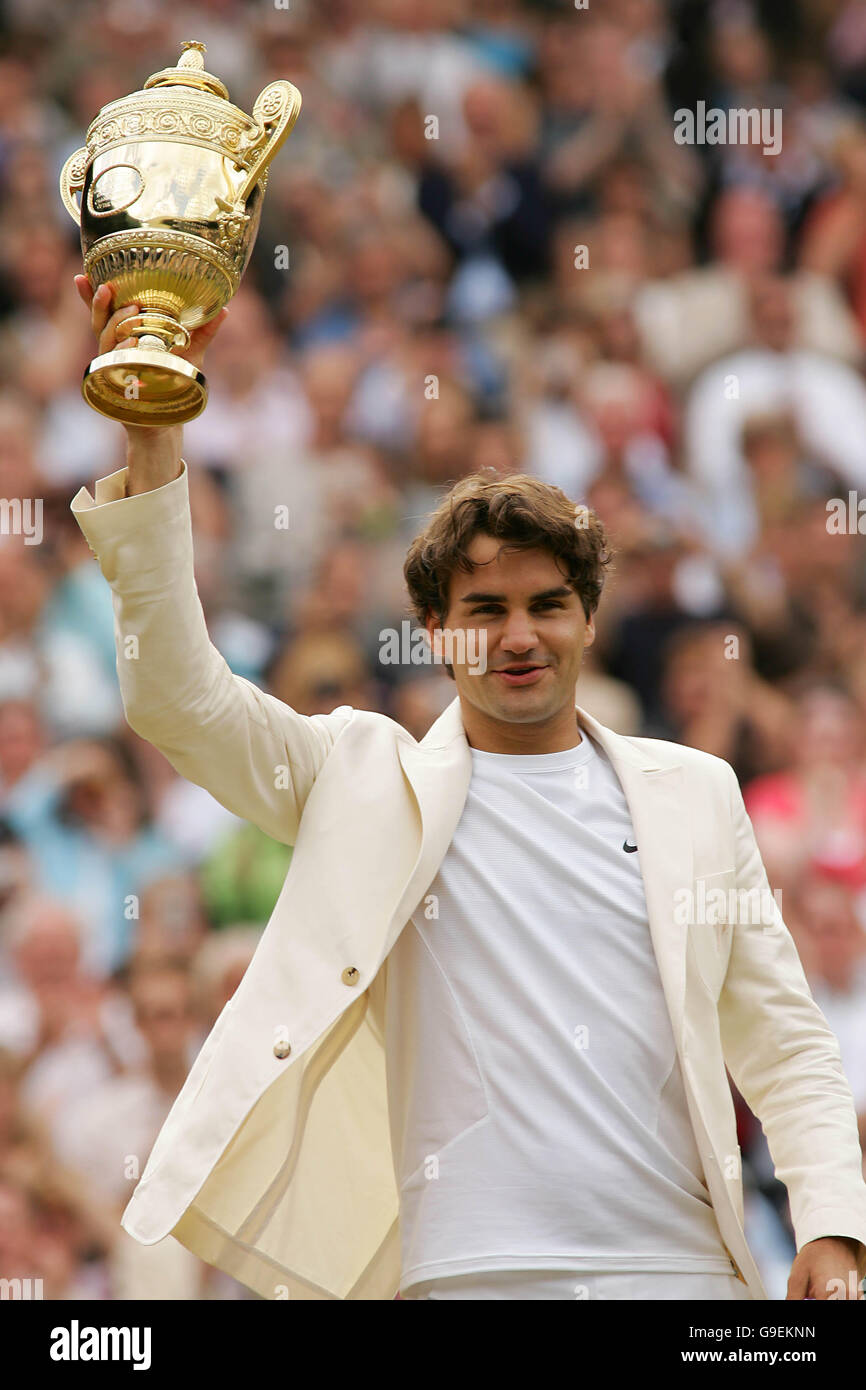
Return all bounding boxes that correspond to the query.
[143,40,229,100]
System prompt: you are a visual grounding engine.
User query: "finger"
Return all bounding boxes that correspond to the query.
[99,303,142,356]
[90,280,120,338]
[785,1267,809,1300]
[74,274,94,308]
[184,306,230,367]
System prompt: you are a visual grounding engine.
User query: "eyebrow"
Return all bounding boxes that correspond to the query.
[456,585,574,605]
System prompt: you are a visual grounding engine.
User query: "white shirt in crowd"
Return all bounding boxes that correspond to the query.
[684,348,866,556]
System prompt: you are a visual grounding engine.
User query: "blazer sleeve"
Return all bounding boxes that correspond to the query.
[70,461,351,847]
[717,760,866,1268]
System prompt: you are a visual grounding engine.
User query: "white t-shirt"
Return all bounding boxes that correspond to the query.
[384,731,734,1293]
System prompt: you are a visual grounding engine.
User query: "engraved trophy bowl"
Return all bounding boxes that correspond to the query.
[59,40,301,425]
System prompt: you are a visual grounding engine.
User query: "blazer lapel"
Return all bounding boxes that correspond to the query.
[389,701,472,955]
[576,706,693,1045]
[395,697,693,1044]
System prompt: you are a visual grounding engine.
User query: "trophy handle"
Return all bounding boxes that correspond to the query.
[234,81,302,205]
[60,146,89,225]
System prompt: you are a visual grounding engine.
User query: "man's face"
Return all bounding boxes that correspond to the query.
[133,972,194,1065]
[426,535,595,735]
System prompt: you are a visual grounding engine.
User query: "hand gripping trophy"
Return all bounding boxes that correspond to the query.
[59,40,301,425]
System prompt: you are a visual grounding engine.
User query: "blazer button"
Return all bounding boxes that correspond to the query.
[341,966,360,986]
[273,1040,291,1059]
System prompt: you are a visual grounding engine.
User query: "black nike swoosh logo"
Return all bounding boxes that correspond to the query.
[623,840,638,853]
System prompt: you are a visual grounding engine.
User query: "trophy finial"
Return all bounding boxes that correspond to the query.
[143,40,228,99]
[179,41,206,69]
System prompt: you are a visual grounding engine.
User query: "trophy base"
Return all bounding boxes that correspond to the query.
[82,348,208,426]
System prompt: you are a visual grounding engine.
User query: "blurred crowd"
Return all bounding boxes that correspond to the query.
[1,0,866,1300]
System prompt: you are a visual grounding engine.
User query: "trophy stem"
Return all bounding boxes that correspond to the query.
[124,310,191,353]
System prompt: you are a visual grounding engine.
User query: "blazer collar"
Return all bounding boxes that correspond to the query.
[418,693,674,774]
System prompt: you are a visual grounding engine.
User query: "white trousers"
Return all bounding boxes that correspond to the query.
[402,1270,755,1300]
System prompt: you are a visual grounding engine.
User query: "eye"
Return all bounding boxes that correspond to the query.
[533,599,564,610]
[468,604,503,615]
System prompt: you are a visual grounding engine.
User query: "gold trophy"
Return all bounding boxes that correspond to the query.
[59,41,301,425]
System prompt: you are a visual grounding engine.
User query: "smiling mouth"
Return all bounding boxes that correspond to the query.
[493,665,549,685]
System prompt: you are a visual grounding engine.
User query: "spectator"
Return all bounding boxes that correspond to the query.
[3,741,184,974]
[683,272,866,555]
[799,873,866,1156]
[636,187,863,387]
[743,683,866,896]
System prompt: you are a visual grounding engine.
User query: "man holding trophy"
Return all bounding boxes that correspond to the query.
[65,44,866,1301]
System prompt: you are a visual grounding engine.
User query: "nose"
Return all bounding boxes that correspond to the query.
[499,609,538,655]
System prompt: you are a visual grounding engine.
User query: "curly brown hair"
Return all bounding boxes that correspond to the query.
[404,471,615,626]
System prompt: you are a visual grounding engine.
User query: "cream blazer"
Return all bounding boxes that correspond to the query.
[71,461,866,1300]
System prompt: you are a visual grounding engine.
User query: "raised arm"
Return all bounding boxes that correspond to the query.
[69,280,351,845]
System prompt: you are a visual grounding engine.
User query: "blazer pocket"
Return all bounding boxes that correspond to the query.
[689,869,736,998]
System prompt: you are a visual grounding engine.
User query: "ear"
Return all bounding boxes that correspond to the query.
[584,613,596,647]
[424,610,443,659]
[424,610,454,678]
